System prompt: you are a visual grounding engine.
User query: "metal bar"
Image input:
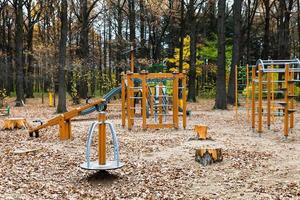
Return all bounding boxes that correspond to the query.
[284,64,289,137]
[290,70,295,129]
[129,97,143,99]
[267,67,271,129]
[252,67,256,129]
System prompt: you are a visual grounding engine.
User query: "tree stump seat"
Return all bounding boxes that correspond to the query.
[2,118,29,130]
[195,148,223,166]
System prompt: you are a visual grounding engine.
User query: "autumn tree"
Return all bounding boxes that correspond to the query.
[215,0,226,109]
[14,0,25,106]
[57,0,68,113]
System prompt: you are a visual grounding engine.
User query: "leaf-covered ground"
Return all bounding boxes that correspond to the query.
[0,98,299,199]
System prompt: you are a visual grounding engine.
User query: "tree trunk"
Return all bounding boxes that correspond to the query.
[139,0,146,58]
[215,0,227,109]
[278,0,293,59]
[6,19,13,95]
[115,4,123,85]
[179,0,184,73]
[128,0,136,72]
[261,0,270,59]
[57,0,68,113]
[187,2,197,102]
[26,12,34,98]
[14,0,25,106]
[108,14,112,82]
[77,0,89,99]
[298,0,300,58]
[227,0,242,105]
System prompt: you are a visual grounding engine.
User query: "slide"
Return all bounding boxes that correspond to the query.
[80,86,122,115]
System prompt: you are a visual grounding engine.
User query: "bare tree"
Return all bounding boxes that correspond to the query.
[57,0,68,113]
[13,0,25,106]
[215,0,226,109]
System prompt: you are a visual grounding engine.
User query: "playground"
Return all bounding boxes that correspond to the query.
[0,96,299,199]
[1,0,300,198]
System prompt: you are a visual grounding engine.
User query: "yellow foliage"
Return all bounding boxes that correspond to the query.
[167,35,191,72]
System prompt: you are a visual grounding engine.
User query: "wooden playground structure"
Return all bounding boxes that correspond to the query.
[121,70,187,130]
[235,59,299,138]
[28,99,106,140]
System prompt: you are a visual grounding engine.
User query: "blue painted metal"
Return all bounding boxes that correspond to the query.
[80,86,122,115]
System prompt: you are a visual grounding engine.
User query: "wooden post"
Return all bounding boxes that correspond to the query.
[267,66,271,129]
[59,115,68,140]
[65,120,71,139]
[235,65,238,119]
[258,65,263,134]
[251,67,256,130]
[182,71,187,129]
[98,112,106,165]
[159,82,163,125]
[246,64,250,122]
[173,72,179,129]
[130,45,134,72]
[127,72,133,130]
[284,64,289,137]
[121,73,126,127]
[141,71,147,130]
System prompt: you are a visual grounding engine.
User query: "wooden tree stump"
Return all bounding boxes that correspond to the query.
[194,125,208,140]
[2,118,29,130]
[195,148,223,166]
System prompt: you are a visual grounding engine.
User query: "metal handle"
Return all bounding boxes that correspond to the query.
[85,121,121,168]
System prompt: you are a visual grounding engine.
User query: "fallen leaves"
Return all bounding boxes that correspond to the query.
[0,98,299,199]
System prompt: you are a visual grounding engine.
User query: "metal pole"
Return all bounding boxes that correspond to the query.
[290,70,295,129]
[284,64,289,138]
[251,67,256,130]
[267,66,271,129]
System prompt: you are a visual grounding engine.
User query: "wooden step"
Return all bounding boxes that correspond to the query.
[277,102,288,106]
[288,109,297,114]
[288,95,297,98]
